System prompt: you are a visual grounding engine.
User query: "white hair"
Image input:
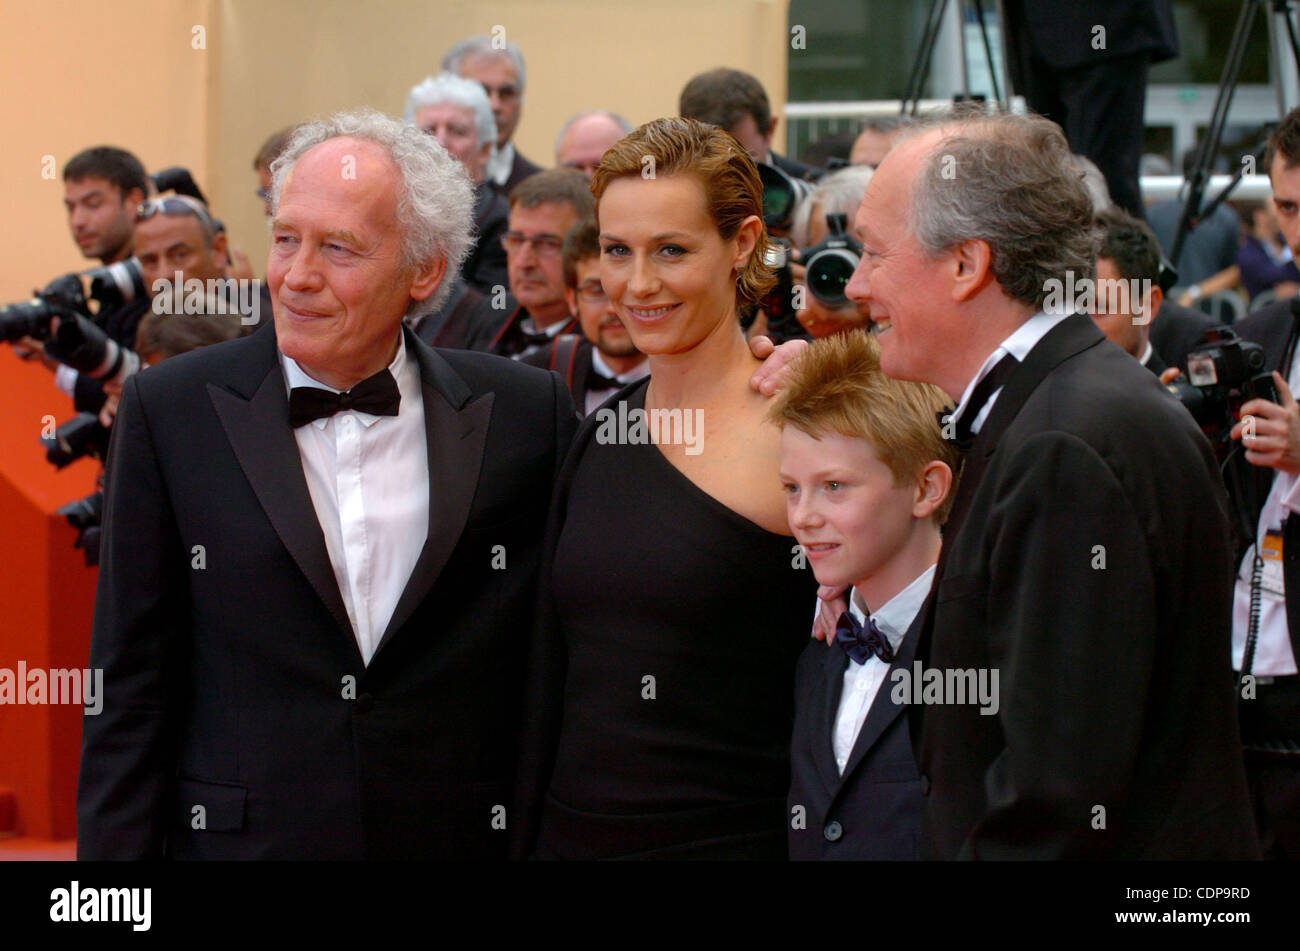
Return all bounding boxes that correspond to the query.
[792,165,874,247]
[270,108,475,318]
[440,36,526,92]
[403,72,498,151]
[553,110,633,154]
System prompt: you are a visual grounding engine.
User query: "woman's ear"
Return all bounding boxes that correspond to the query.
[733,214,763,273]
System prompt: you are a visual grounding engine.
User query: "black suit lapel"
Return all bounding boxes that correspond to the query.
[817,642,850,791]
[914,315,1106,730]
[372,327,493,656]
[836,609,922,787]
[206,325,355,653]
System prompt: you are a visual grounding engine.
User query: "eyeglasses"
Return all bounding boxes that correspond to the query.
[136,195,215,232]
[256,187,270,202]
[576,281,607,303]
[502,232,563,258]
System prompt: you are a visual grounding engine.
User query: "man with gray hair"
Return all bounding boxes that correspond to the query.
[554,110,632,179]
[442,35,540,191]
[842,112,1257,859]
[404,72,509,298]
[77,108,578,859]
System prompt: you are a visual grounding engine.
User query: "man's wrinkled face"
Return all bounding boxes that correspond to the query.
[268,137,443,389]
[135,212,227,295]
[65,176,138,262]
[845,132,958,387]
[416,103,490,184]
[458,53,521,148]
[506,201,577,317]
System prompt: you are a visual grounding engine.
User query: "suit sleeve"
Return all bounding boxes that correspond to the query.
[965,430,1157,859]
[76,373,191,859]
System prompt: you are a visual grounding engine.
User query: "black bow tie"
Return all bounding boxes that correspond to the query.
[941,354,1020,452]
[289,368,400,428]
[834,611,896,665]
[586,368,623,392]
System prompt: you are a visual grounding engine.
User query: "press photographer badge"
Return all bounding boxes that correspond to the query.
[1247,530,1286,601]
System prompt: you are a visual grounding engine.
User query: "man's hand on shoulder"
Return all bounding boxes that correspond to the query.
[748,335,809,396]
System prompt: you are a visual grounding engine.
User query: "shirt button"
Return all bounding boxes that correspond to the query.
[824,820,843,842]
[856,679,867,691]
[836,757,846,769]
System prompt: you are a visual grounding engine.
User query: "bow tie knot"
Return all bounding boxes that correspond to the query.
[834,611,896,665]
[289,368,401,428]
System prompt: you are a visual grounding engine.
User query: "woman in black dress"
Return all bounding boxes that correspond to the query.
[514,117,816,860]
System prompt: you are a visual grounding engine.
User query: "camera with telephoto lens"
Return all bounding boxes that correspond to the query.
[0,273,140,385]
[41,413,112,469]
[1165,326,1277,459]
[757,162,813,235]
[83,258,147,312]
[58,490,103,567]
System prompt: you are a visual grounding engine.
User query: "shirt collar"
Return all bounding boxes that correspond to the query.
[519,314,569,339]
[591,349,650,383]
[848,564,936,652]
[486,141,516,187]
[952,310,1070,436]
[280,331,408,430]
[1138,340,1154,366]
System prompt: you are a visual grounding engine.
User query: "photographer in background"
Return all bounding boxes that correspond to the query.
[789,165,873,339]
[64,146,148,267]
[1226,106,1300,860]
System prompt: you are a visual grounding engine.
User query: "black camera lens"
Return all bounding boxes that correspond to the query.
[806,249,859,305]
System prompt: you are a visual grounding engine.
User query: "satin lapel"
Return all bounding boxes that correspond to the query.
[206,333,355,651]
[836,611,922,787]
[372,328,493,656]
[817,642,850,791]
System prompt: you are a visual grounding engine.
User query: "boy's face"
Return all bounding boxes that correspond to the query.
[780,427,919,591]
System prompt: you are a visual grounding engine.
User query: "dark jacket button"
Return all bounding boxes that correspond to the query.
[355,693,374,712]
[920,774,931,796]
[824,820,843,842]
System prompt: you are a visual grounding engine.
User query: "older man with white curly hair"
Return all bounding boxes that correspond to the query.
[403,72,510,300]
[77,108,578,860]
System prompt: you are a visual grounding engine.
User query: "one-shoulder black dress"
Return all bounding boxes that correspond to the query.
[527,380,815,860]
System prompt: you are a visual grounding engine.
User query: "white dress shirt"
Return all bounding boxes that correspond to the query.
[830,566,936,775]
[1232,336,1300,676]
[583,351,650,416]
[485,141,516,189]
[280,333,429,665]
[952,310,1070,436]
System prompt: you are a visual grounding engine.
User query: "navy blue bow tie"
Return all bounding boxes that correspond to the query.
[834,611,895,665]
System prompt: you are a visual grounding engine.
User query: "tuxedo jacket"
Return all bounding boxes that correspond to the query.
[788,612,922,861]
[77,322,577,859]
[520,335,599,413]
[504,149,542,194]
[915,314,1258,860]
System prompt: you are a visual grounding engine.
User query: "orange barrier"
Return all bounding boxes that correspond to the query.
[0,347,99,840]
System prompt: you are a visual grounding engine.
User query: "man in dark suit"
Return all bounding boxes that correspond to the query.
[1090,206,1180,375]
[77,109,578,859]
[1002,1,1176,219]
[442,36,542,193]
[845,113,1258,859]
